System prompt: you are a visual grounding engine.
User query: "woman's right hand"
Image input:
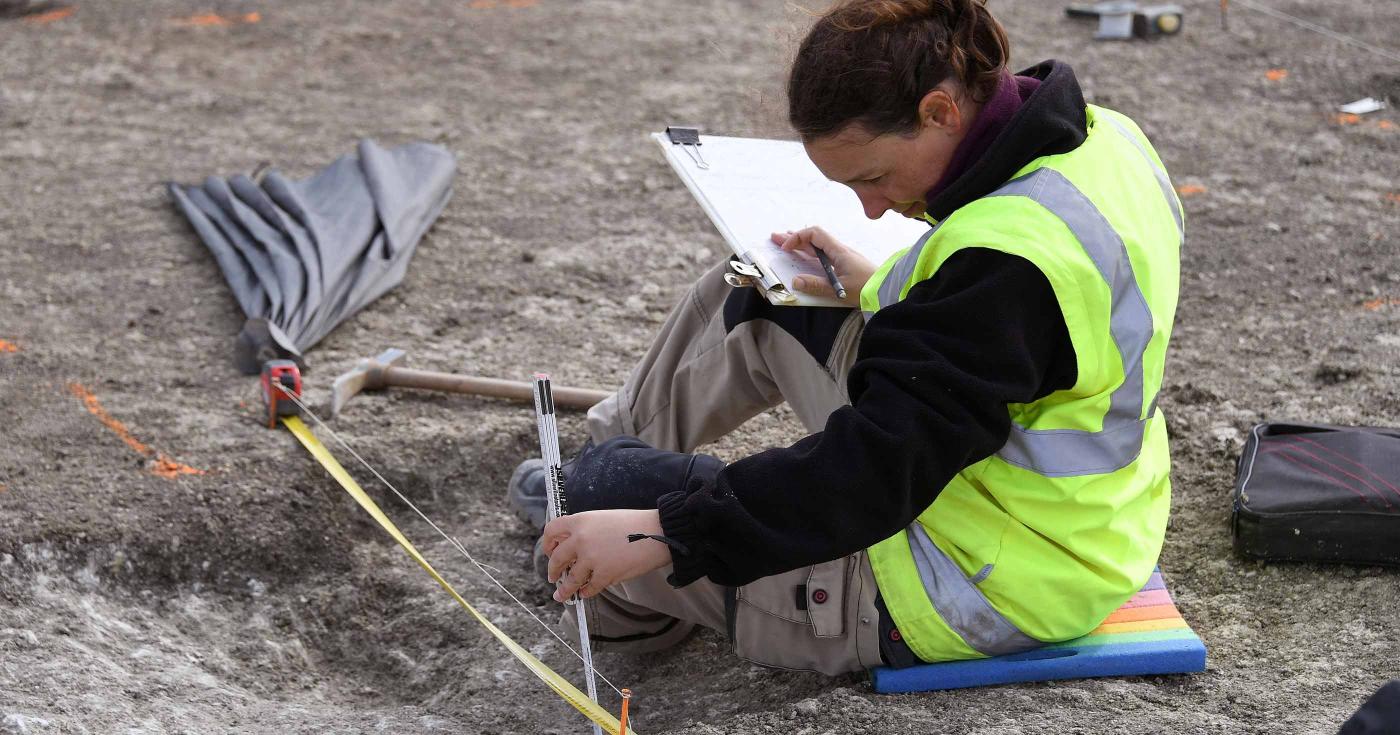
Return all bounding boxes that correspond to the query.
[771,227,876,307]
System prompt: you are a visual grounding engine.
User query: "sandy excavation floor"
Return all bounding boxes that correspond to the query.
[2,0,1398,732]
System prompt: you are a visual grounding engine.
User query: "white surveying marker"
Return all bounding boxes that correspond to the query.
[532,373,603,735]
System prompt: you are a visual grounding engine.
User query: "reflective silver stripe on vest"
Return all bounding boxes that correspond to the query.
[863,224,942,322]
[1102,118,1176,423]
[987,168,1154,476]
[1101,116,1184,243]
[907,524,1042,656]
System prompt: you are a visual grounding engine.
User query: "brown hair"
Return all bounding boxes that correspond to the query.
[788,0,1010,140]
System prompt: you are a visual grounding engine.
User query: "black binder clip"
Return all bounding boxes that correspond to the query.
[665,125,710,170]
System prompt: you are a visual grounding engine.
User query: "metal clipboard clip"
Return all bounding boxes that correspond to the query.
[724,258,797,304]
[665,125,710,170]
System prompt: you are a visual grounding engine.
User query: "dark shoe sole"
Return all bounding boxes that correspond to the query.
[507,458,549,531]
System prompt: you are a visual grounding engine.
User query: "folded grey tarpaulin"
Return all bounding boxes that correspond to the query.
[169,139,455,374]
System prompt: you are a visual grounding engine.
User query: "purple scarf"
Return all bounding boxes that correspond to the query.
[925,72,1042,202]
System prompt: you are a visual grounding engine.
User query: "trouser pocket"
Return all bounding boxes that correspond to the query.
[730,556,862,675]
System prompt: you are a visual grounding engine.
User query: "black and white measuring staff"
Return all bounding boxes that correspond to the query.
[270,382,625,703]
[533,374,603,735]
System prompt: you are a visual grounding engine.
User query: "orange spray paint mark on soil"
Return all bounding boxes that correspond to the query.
[1175,184,1207,197]
[1385,193,1400,205]
[0,339,19,353]
[181,12,230,25]
[22,6,74,23]
[173,11,261,26]
[151,457,204,479]
[1264,69,1288,82]
[1334,116,1396,131]
[1362,297,1400,312]
[66,383,206,479]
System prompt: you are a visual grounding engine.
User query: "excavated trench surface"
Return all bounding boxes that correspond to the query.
[3,1,1399,732]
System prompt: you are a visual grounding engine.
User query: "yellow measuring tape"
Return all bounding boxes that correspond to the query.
[281,415,632,734]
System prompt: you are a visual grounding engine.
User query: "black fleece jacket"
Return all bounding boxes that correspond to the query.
[652,61,1090,587]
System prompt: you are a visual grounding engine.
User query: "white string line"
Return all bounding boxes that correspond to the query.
[1232,0,1400,65]
[277,385,622,697]
[273,385,626,698]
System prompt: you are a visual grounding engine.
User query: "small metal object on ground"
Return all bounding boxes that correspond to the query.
[1339,98,1387,115]
[1068,2,1184,40]
[1134,4,1185,37]
[1093,1,1138,39]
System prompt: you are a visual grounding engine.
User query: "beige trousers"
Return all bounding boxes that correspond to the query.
[569,261,883,675]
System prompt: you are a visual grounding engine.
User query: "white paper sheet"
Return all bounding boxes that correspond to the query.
[653,132,931,307]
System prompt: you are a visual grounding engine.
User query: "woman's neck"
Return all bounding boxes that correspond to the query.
[925,72,1038,202]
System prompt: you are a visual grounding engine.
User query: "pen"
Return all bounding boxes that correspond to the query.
[814,247,847,300]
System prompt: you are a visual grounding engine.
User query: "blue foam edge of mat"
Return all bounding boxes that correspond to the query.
[870,637,1207,694]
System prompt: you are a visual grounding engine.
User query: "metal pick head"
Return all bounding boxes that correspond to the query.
[329,347,406,418]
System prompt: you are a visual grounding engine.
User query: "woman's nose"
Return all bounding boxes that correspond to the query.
[858,192,890,220]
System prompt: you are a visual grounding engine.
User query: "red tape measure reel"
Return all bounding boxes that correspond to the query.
[260,360,302,428]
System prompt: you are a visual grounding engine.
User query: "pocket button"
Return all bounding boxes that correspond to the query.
[811,588,829,604]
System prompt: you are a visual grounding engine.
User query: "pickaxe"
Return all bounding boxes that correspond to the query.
[330,348,610,418]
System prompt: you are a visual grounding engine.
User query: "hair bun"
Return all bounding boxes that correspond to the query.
[789,0,1009,139]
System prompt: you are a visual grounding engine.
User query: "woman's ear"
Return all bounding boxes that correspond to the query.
[918,85,963,134]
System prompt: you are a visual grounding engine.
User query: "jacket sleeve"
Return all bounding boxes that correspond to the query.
[657,247,1078,587]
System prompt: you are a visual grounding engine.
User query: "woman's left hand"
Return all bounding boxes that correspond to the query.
[542,509,672,603]
[771,227,877,306]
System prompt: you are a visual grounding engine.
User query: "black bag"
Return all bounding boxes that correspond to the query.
[1232,422,1400,566]
[1339,680,1400,735]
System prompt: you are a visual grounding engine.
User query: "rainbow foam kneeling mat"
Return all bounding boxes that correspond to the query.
[871,568,1206,694]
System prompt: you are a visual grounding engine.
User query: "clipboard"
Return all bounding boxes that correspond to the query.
[652,126,930,307]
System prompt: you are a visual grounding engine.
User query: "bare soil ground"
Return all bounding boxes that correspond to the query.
[2,1,1398,733]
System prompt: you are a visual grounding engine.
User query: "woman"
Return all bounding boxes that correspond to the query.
[513,0,1182,674]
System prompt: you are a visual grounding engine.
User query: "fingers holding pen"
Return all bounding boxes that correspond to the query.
[791,272,841,298]
[770,226,841,257]
[771,229,813,258]
[771,230,801,253]
[771,227,868,300]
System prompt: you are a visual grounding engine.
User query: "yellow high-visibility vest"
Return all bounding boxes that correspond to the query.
[862,105,1183,662]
